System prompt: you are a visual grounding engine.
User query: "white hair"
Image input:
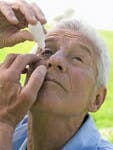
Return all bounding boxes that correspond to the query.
[54,19,110,87]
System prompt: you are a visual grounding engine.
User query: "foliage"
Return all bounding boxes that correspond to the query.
[99,128,113,144]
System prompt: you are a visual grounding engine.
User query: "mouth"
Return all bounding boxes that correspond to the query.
[45,77,67,92]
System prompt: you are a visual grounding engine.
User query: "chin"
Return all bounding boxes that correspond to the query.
[30,81,67,114]
[30,92,59,115]
[30,86,54,112]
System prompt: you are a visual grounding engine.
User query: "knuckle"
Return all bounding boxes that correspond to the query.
[33,72,44,86]
[6,53,17,58]
[5,8,13,17]
[32,68,44,81]
[37,69,44,79]
[15,54,36,65]
[4,53,18,63]
[35,4,44,16]
[16,54,24,61]
[20,90,33,102]
[17,54,28,61]
[27,5,32,11]
[0,72,11,84]
[3,70,13,81]
[19,0,29,7]
[0,38,8,48]
[0,1,6,6]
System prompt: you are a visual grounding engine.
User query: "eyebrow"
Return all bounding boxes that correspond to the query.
[76,44,92,56]
[45,37,58,49]
[45,36,57,43]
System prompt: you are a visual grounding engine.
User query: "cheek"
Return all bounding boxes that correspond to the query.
[69,68,95,100]
[63,68,95,114]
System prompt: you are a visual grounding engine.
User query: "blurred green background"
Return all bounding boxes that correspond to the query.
[92,30,113,144]
[0,30,113,144]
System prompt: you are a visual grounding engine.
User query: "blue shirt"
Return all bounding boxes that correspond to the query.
[12,115,113,150]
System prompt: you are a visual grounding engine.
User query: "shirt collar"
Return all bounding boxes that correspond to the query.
[20,115,100,150]
[62,114,101,150]
[19,138,27,150]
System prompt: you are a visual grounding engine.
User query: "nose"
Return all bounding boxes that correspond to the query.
[47,51,66,72]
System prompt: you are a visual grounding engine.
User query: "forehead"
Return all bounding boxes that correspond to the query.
[45,28,96,51]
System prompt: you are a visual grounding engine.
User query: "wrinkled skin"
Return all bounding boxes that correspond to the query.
[31,29,99,115]
[27,29,106,149]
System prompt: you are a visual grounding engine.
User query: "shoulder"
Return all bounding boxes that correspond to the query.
[97,139,113,150]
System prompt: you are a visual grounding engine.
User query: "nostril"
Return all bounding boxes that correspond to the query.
[48,63,52,68]
[47,63,63,71]
[57,65,62,70]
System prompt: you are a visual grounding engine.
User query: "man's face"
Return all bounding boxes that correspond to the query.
[31,28,98,117]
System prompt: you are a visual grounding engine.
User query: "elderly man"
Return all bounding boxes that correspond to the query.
[0,0,113,150]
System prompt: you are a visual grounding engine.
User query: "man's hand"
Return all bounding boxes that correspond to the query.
[0,53,47,149]
[0,0,46,48]
[0,54,47,128]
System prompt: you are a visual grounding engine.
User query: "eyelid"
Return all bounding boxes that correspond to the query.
[72,56,83,63]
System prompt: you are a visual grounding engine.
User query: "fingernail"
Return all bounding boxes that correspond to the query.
[12,16,18,23]
[41,16,47,24]
[32,16,37,21]
[38,65,47,73]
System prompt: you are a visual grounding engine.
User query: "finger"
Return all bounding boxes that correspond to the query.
[17,30,34,41]
[1,53,18,68]
[7,30,34,47]
[22,65,47,104]
[10,54,40,74]
[31,3,47,24]
[9,66,47,123]
[0,1,18,24]
[18,0,37,25]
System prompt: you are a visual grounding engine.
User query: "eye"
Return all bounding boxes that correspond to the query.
[41,49,53,56]
[72,56,83,62]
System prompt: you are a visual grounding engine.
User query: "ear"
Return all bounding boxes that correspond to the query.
[88,86,107,112]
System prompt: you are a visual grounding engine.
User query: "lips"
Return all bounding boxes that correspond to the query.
[45,78,60,85]
[45,77,66,92]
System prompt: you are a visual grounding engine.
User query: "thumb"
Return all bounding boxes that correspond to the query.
[22,65,47,105]
[9,30,34,46]
[0,30,34,48]
[18,30,34,41]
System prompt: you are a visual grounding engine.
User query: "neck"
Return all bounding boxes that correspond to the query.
[27,111,86,150]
